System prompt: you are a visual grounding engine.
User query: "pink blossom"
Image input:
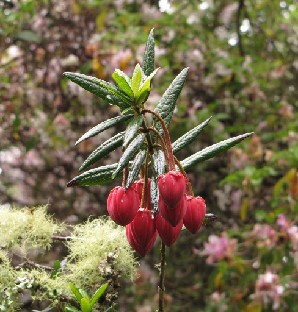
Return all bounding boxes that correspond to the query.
[253,271,284,310]
[202,233,237,264]
[276,214,291,232]
[287,225,298,251]
[110,49,132,73]
[252,224,277,248]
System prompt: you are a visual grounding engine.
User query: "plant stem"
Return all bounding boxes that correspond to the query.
[140,153,149,208]
[142,109,175,171]
[158,242,166,312]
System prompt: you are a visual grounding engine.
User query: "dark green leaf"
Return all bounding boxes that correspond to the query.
[90,283,109,307]
[69,283,83,302]
[126,150,146,189]
[80,297,91,312]
[142,28,155,76]
[123,115,143,148]
[150,178,159,214]
[112,69,134,98]
[154,67,189,131]
[203,213,217,225]
[152,149,166,176]
[67,164,121,187]
[112,134,145,178]
[63,72,131,110]
[79,132,124,171]
[172,116,212,153]
[181,133,253,170]
[75,114,133,146]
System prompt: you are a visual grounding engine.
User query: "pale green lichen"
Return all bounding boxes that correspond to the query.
[0,251,20,311]
[0,214,137,310]
[0,205,63,253]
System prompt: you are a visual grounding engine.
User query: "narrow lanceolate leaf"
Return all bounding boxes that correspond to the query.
[69,283,83,302]
[152,149,166,176]
[123,115,143,148]
[142,28,155,76]
[150,178,159,214]
[79,132,124,172]
[154,67,189,131]
[112,134,145,178]
[90,283,109,307]
[67,164,120,187]
[131,64,143,96]
[80,297,91,312]
[112,69,134,98]
[75,114,133,146]
[63,72,131,110]
[172,116,212,153]
[126,150,146,189]
[181,133,254,170]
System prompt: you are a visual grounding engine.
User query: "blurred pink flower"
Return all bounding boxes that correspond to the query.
[110,49,132,73]
[202,233,237,264]
[287,225,298,251]
[253,271,284,310]
[276,214,291,232]
[252,224,277,249]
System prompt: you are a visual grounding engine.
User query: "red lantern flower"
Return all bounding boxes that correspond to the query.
[157,171,186,209]
[107,186,140,226]
[158,194,187,226]
[126,209,157,256]
[156,213,183,246]
[183,196,206,234]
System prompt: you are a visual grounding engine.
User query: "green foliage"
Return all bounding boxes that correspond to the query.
[126,150,146,189]
[154,67,189,131]
[142,28,155,76]
[112,134,145,178]
[75,115,133,146]
[79,132,124,172]
[67,164,120,187]
[66,282,109,312]
[181,132,254,170]
[62,73,131,110]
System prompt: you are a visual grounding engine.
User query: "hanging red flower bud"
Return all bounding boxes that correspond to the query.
[183,196,206,234]
[126,209,157,256]
[107,186,140,226]
[158,194,187,227]
[156,213,183,246]
[157,171,186,209]
[132,178,151,209]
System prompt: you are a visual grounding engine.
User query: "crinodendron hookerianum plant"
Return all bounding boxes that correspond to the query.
[64,29,253,311]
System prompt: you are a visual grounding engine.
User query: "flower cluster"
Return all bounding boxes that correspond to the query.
[201,233,237,264]
[107,171,206,256]
[252,271,284,310]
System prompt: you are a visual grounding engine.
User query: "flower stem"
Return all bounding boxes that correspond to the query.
[158,242,166,312]
[142,109,175,171]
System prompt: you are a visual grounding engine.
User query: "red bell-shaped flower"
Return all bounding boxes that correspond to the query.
[158,194,187,227]
[183,195,206,234]
[126,209,157,256]
[132,179,151,209]
[157,171,186,209]
[156,213,183,246]
[107,186,140,226]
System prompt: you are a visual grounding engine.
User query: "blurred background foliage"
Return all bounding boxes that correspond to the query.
[0,0,298,311]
